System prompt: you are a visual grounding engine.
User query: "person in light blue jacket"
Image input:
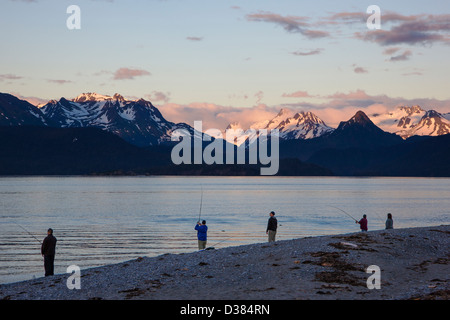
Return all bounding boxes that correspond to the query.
[195,220,208,250]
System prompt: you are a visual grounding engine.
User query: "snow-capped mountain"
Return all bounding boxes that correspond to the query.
[370,106,450,139]
[276,110,334,139]
[40,93,193,147]
[3,92,449,148]
[219,109,334,146]
[404,110,450,138]
[0,93,49,127]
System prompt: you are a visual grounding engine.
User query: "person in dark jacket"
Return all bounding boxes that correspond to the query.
[356,214,368,232]
[195,220,208,250]
[41,228,57,276]
[266,211,278,242]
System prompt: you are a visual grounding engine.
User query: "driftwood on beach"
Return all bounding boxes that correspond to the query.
[1,225,448,300]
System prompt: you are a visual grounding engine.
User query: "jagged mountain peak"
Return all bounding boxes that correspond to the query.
[112,93,126,102]
[337,110,375,130]
[292,111,325,124]
[397,105,424,115]
[71,92,129,103]
[351,110,372,123]
[276,108,291,117]
[72,92,113,103]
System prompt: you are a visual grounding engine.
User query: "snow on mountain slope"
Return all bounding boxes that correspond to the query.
[39,93,195,147]
[277,111,334,139]
[219,109,334,146]
[400,110,450,138]
[0,92,49,127]
[370,106,450,139]
[370,106,425,133]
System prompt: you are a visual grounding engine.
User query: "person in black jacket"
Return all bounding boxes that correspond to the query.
[41,228,57,277]
[266,211,278,242]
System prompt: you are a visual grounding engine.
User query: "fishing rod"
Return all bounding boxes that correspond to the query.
[373,211,385,224]
[15,223,42,245]
[208,236,234,248]
[328,206,358,223]
[198,186,203,223]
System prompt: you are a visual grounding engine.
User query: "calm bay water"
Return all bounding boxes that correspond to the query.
[0,176,449,284]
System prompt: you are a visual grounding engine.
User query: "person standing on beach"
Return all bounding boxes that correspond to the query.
[356,214,368,232]
[385,213,394,229]
[195,220,208,250]
[41,228,57,277]
[266,211,278,242]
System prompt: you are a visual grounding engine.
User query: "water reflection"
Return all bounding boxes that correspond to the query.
[0,176,449,284]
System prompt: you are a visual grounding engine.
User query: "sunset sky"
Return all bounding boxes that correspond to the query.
[1,0,449,128]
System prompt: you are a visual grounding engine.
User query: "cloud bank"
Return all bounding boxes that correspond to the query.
[157,90,450,130]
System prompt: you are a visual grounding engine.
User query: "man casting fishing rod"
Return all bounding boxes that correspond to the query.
[356,214,368,232]
[17,224,57,277]
[195,220,208,250]
[194,186,208,250]
[329,206,369,232]
[41,228,57,276]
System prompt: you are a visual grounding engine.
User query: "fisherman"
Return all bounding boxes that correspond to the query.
[266,211,278,242]
[356,214,368,232]
[195,220,208,250]
[41,228,57,276]
[385,213,394,229]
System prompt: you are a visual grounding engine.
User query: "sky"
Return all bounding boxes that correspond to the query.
[1,0,450,128]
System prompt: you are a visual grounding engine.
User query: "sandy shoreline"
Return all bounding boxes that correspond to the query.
[1,225,449,300]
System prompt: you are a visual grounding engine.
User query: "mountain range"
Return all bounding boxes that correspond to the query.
[217,105,450,146]
[219,108,335,146]
[1,92,449,146]
[38,92,195,147]
[370,105,450,139]
[0,92,449,176]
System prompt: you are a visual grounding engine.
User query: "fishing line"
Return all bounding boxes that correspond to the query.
[328,206,358,223]
[15,223,42,245]
[373,211,385,224]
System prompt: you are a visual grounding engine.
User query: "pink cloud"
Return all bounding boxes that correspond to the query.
[281,89,450,127]
[353,66,368,74]
[388,50,412,62]
[282,90,313,98]
[326,89,372,100]
[254,91,264,104]
[47,79,72,84]
[382,47,401,55]
[0,74,23,80]
[246,11,330,39]
[113,67,151,80]
[145,91,171,103]
[11,92,49,106]
[158,102,279,130]
[354,13,450,46]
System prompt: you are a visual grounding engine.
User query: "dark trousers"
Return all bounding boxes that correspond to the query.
[44,254,55,276]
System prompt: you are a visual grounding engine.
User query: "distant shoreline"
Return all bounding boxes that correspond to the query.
[1,225,448,300]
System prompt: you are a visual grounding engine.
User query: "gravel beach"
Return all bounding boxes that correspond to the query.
[1,225,448,300]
